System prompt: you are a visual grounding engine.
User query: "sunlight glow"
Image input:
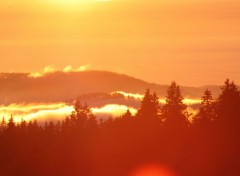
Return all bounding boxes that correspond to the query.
[40,0,111,12]
[46,0,110,5]
[183,98,201,105]
[55,0,88,4]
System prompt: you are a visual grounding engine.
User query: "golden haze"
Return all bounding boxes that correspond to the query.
[0,0,240,86]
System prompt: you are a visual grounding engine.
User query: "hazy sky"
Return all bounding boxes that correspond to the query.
[0,0,240,86]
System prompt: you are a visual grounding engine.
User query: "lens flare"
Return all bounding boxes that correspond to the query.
[129,164,176,176]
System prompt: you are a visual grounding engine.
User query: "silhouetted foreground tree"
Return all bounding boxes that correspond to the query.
[0,79,239,176]
[193,89,217,126]
[137,89,160,119]
[161,82,189,128]
[216,79,240,128]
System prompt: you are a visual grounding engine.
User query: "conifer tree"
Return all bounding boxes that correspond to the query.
[161,82,189,128]
[194,89,217,126]
[217,79,240,126]
[137,89,160,119]
[70,99,96,129]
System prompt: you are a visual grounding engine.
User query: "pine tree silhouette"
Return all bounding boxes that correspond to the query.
[217,79,240,127]
[137,89,160,119]
[194,89,217,126]
[161,82,189,128]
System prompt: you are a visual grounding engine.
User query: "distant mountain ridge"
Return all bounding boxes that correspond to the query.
[0,70,225,104]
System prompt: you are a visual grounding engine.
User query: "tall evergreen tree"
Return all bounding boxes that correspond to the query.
[70,99,96,130]
[193,89,217,126]
[161,82,189,128]
[137,89,160,119]
[217,79,240,126]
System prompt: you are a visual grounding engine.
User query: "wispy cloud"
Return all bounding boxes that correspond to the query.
[92,104,137,117]
[112,91,201,105]
[28,65,56,78]
[63,64,91,73]
[28,65,91,78]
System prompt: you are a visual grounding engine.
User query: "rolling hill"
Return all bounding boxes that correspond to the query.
[0,70,223,104]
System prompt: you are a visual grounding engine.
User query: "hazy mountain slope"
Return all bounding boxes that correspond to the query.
[0,71,223,104]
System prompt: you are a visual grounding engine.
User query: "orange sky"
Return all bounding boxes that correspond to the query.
[0,0,240,86]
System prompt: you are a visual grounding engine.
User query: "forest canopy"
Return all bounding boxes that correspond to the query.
[0,79,239,176]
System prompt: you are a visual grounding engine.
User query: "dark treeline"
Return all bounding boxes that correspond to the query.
[0,79,240,176]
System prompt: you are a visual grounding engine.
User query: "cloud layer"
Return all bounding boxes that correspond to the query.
[0,91,201,123]
[0,102,137,123]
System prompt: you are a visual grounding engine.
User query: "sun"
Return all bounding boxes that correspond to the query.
[50,0,90,5]
[43,0,110,11]
[50,0,109,5]
[59,0,86,4]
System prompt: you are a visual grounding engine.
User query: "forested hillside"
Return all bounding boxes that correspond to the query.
[0,79,239,176]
